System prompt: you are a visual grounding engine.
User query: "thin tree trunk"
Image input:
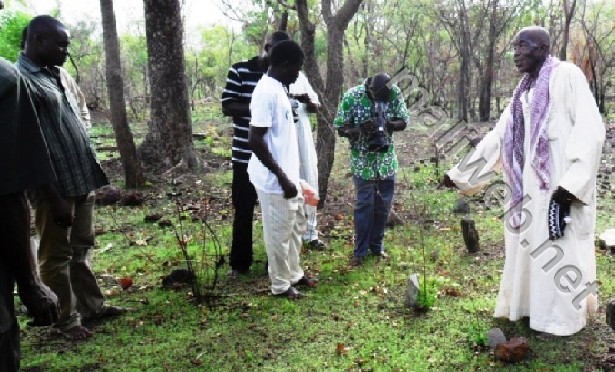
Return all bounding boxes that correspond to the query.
[100,0,144,187]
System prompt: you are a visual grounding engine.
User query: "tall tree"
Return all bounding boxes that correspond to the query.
[296,0,363,206]
[139,0,197,171]
[559,0,577,61]
[100,0,144,188]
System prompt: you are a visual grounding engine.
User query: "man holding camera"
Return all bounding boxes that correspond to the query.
[334,73,409,266]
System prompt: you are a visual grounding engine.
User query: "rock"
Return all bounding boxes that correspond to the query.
[386,210,404,228]
[121,190,145,206]
[487,328,507,350]
[162,269,195,288]
[495,337,530,363]
[144,213,163,223]
[606,299,615,331]
[95,185,122,205]
[453,198,470,214]
[461,218,480,253]
[158,219,173,228]
[405,273,420,308]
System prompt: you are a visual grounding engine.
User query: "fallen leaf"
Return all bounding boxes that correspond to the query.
[118,276,133,290]
[336,343,349,355]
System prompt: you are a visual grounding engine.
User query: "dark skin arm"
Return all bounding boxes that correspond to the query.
[248,126,298,199]
[337,123,361,141]
[221,101,251,118]
[387,119,407,131]
[2,201,58,326]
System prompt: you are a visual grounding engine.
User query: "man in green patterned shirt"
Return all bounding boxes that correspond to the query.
[334,73,409,266]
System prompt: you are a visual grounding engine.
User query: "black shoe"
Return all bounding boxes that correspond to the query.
[349,256,364,267]
[306,239,327,250]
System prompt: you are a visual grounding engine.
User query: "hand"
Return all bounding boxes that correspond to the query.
[50,197,73,227]
[386,118,406,132]
[19,283,59,326]
[548,187,574,241]
[290,93,310,104]
[437,174,457,190]
[338,126,361,141]
[279,175,298,199]
[551,186,576,209]
[360,119,375,133]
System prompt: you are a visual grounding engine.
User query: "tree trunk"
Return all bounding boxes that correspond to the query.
[100,0,144,188]
[559,0,577,61]
[139,0,197,171]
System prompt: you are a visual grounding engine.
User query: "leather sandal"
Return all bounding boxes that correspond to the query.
[276,286,303,300]
[295,276,318,288]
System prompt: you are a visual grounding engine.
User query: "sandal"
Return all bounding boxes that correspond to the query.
[295,276,318,288]
[60,325,93,340]
[86,305,130,321]
[276,286,303,300]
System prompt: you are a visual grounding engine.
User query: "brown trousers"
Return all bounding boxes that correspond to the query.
[36,192,104,331]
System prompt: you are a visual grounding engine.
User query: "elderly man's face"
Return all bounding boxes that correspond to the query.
[512,30,547,75]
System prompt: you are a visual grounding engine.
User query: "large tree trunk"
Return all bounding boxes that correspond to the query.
[297,0,363,207]
[139,0,197,171]
[559,0,577,61]
[100,0,144,188]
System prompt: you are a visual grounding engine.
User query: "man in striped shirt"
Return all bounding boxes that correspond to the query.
[222,31,290,277]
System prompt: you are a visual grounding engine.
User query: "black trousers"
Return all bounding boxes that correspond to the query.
[230,163,258,272]
[0,192,28,372]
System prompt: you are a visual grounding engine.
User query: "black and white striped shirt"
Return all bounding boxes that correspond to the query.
[221,57,264,164]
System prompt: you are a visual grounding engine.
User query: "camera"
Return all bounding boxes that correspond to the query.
[366,102,390,153]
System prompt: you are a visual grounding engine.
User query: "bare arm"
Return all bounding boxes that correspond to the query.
[222,101,251,118]
[3,195,58,326]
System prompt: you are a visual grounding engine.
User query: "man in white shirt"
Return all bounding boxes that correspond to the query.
[248,40,317,299]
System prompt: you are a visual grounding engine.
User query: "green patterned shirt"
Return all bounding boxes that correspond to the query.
[333,80,410,180]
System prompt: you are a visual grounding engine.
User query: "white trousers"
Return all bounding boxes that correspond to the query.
[257,191,307,294]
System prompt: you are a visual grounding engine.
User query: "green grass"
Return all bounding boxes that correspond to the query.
[18,123,615,370]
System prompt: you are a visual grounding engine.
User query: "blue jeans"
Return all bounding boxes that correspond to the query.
[353,175,395,257]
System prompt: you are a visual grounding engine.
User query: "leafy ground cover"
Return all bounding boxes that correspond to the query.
[19,109,615,370]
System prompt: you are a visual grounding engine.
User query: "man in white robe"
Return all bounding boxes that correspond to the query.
[288,71,325,249]
[440,26,604,336]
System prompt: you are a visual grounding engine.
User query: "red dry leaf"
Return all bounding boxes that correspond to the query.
[118,276,133,290]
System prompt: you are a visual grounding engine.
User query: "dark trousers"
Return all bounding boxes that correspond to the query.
[0,192,28,372]
[230,163,258,272]
[353,175,395,257]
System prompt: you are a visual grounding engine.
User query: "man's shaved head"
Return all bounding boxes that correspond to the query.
[512,26,550,77]
[516,26,550,50]
[25,15,70,67]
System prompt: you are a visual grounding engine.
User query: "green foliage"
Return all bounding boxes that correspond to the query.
[417,276,439,309]
[0,9,30,61]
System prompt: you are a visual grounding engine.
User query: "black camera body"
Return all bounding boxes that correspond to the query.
[367,102,390,153]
